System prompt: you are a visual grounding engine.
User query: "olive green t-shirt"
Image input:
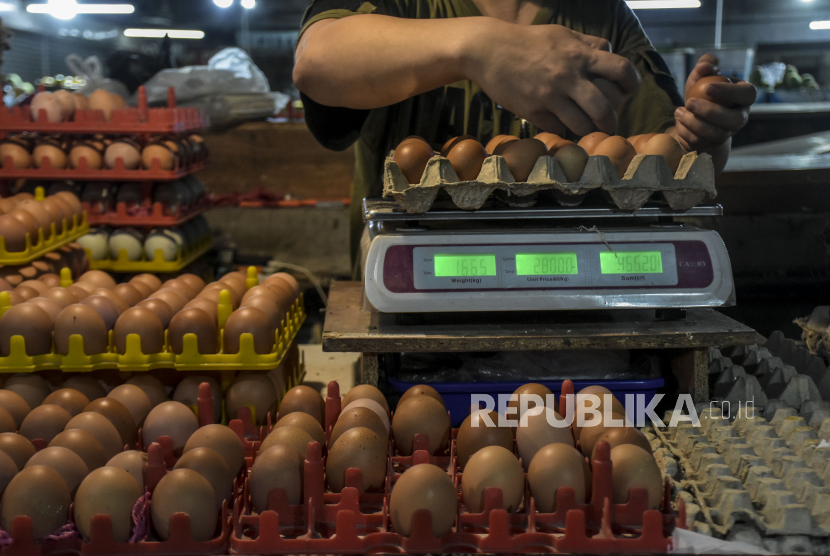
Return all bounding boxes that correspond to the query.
[298,0,683,266]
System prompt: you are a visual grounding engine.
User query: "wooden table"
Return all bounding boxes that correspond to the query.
[322,282,758,403]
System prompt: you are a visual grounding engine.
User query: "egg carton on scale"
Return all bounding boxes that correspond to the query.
[382,151,716,214]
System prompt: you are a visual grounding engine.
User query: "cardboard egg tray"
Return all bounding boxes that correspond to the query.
[795,306,830,361]
[230,380,675,554]
[383,151,716,213]
[85,235,213,274]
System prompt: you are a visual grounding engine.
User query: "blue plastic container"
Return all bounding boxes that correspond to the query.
[386,377,665,427]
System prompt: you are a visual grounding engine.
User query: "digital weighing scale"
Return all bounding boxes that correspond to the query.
[363,199,734,314]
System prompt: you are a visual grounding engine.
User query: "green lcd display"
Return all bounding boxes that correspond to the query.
[516,252,578,275]
[434,254,497,277]
[600,251,663,274]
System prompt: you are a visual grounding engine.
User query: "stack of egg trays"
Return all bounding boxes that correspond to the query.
[230,380,675,554]
[0,383,243,556]
[0,204,90,266]
[383,151,716,213]
[86,234,214,274]
[0,289,306,374]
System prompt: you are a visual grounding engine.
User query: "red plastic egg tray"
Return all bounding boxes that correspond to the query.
[0,153,208,182]
[83,197,210,228]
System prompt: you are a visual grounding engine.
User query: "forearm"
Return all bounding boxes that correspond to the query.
[294,15,486,109]
[666,126,730,176]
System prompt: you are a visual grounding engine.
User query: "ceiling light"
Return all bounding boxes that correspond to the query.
[241,0,254,8]
[124,28,205,39]
[27,0,134,18]
[213,0,232,7]
[626,0,701,8]
[810,20,830,29]
[0,2,16,11]
[802,0,815,3]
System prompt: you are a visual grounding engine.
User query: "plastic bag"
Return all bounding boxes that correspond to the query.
[140,47,271,105]
[66,54,130,98]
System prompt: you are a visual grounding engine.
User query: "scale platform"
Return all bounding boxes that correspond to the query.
[363,198,733,314]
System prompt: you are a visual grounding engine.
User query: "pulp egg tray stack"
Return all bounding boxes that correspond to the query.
[383,151,716,213]
[646,338,830,555]
[230,380,676,555]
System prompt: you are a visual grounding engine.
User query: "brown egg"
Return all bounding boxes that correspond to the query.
[41,287,78,309]
[216,278,245,302]
[168,308,217,355]
[124,375,166,409]
[591,425,652,462]
[177,273,205,292]
[173,375,222,423]
[1,465,70,538]
[0,407,14,434]
[577,132,609,155]
[609,444,662,509]
[279,385,325,425]
[0,277,13,292]
[456,410,514,470]
[42,388,90,417]
[25,446,88,496]
[165,279,198,301]
[151,469,217,541]
[5,374,51,408]
[249,445,301,511]
[498,138,548,182]
[30,92,64,123]
[263,281,296,313]
[107,384,151,427]
[485,135,516,155]
[66,411,123,459]
[131,273,162,292]
[53,304,108,356]
[74,466,142,542]
[399,384,445,407]
[174,447,232,510]
[236,296,278,329]
[342,384,390,418]
[390,463,457,537]
[141,144,175,170]
[105,450,148,491]
[53,192,82,217]
[72,93,89,112]
[223,307,274,355]
[241,285,281,305]
[225,374,278,426]
[527,443,586,512]
[52,90,75,120]
[9,208,40,241]
[579,411,628,457]
[641,133,686,173]
[439,135,475,157]
[0,432,35,469]
[14,286,39,301]
[0,304,53,356]
[127,279,153,299]
[593,136,636,178]
[32,143,67,170]
[79,270,117,290]
[508,383,553,425]
[537,132,573,154]
[148,289,187,313]
[183,424,245,476]
[0,390,30,428]
[326,427,387,493]
[0,449,15,494]
[574,386,625,440]
[142,401,198,457]
[273,413,324,450]
[69,143,103,170]
[447,139,487,181]
[259,426,313,463]
[392,138,435,184]
[113,307,163,354]
[104,140,141,170]
[18,202,53,240]
[330,406,386,448]
[80,295,120,329]
[84,398,137,448]
[112,283,143,307]
[49,429,107,471]
[0,141,32,169]
[87,90,115,121]
[392,395,450,456]
[66,285,90,300]
[63,376,107,401]
[461,445,523,513]
[0,214,28,251]
[687,75,731,104]
[20,280,48,296]
[516,408,573,470]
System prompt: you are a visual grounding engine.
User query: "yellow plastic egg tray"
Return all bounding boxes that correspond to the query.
[0,188,90,265]
[85,236,212,273]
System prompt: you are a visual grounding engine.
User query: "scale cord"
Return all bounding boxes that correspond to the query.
[576,225,618,258]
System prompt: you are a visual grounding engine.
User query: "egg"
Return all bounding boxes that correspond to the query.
[19,201,54,239]
[7,210,40,244]
[132,273,163,292]
[461,445,524,513]
[80,295,120,329]
[148,289,187,313]
[0,407,14,434]
[609,444,662,509]
[25,446,88,496]
[536,132,573,154]
[631,133,657,154]
[399,384,445,407]
[456,410,513,470]
[172,375,222,423]
[142,401,198,457]
[104,139,141,170]
[593,136,636,178]
[19,279,47,295]
[74,467,142,542]
[274,412,326,449]
[124,375,167,408]
[579,411,628,457]
[30,92,64,123]
[591,425,652,462]
[62,376,107,402]
[527,443,586,512]
[183,424,245,477]
[0,140,32,169]
[392,138,435,184]
[241,285,281,306]
[84,398,137,448]
[1,465,70,538]
[88,89,117,122]
[341,399,390,437]
[166,308,216,355]
[174,447,233,510]
[508,383,553,425]
[390,463,457,537]
[14,286,38,301]
[326,427,387,493]
[32,142,67,170]
[392,395,450,456]
[439,135,473,156]
[142,143,176,170]
[0,390,30,428]
[498,138,548,182]
[687,75,731,104]
[0,432,34,469]
[259,426,313,462]
[577,132,609,155]
[250,445,302,510]
[79,270,117,290]
[127,278,153,299]
[144,230,180,262]
[41,388,90,417]
[107,384,151,428]
[69,142,103,170]
[113,283,144,307]
[331,406,386,448]
[42,287,79,309]
[151,469,217,541]
[66,412,123,459]
[279,384,325,425]
[52,90,75,121]
[48,429,107,471]
[447,139,487,181]
[114,307,164,354]
[237,296,280,330]
[341,384,389,416]
[574,386,625,440]
[484,135,516,155]
[105,450,148,491]
[0,304,54,356]
[641,133,686,173]
[52,304,107,356]
[225,374,278,425]
[223,307,274,355]
[0,214,28,251]
[109,228,145,261]
[515,407,573,470]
